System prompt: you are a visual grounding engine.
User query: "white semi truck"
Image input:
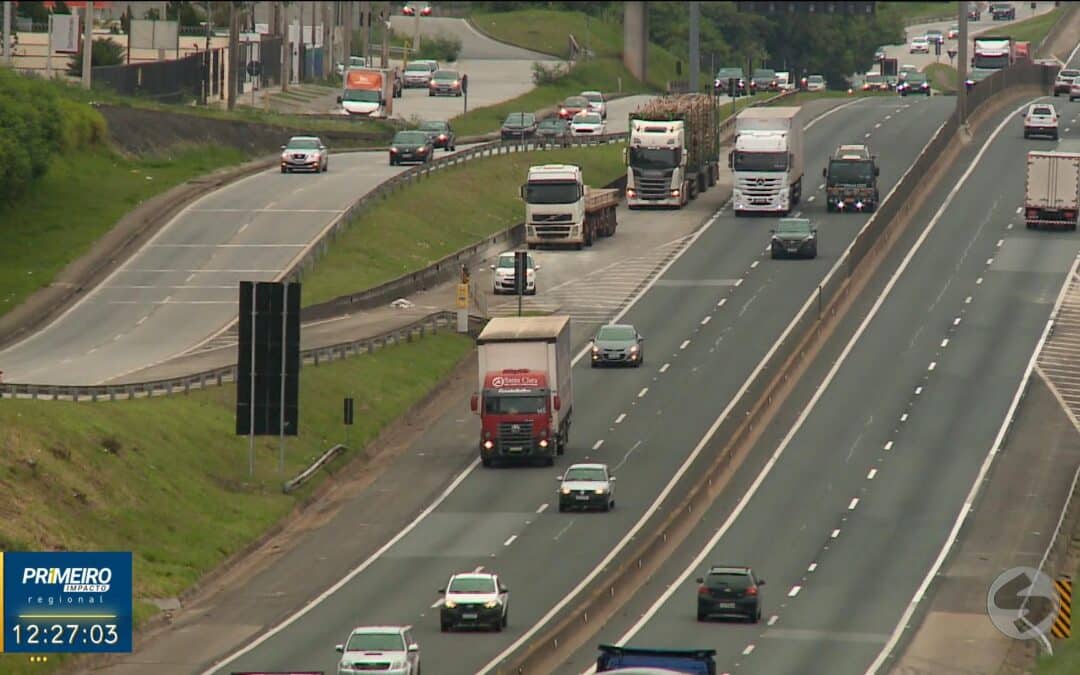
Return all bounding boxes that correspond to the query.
[1025,151,1080,231]
[730,107,805,216]
[520,164,619,249]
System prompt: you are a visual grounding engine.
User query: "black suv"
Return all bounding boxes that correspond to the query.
[696,566,765,622]
[990,3,1015,19]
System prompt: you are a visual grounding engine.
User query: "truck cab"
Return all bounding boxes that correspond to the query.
[626,118,688,208]
[338,68,396,117]
[972,37,1014,70]
[521,164,617,249]
[595,644,717,675]
[731,107,804,216]
[823,144,880,212]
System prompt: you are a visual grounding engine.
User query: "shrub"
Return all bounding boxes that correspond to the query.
[416,33,463,62]
[67,38,125,76]
[531,61,568,85]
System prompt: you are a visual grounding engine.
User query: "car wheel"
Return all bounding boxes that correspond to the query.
[481,456,493,468]
[558,502,567,512]
[280,167,287,174]
[502,613,508,628]
[590,361,598,368]
[697,608,707,622]
[440,621,451,632]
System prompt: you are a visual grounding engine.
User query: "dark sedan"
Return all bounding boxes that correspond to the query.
[389,130,434,165]
[591,324,644,367]
[898,73,931,95]
[418,120,456,151]
[990,3,1015,20]
[696,566,765,623]
[500,112,537,141]
[770,218,817,259]
[714,67,748,96]
[536,117,571,145]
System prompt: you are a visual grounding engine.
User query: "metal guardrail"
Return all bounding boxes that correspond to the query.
[0,89,792,401]
[495,61,1059,675]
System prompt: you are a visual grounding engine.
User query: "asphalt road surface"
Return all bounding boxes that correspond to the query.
[880,1,1055,75]
[558,93,1080,675]
[384,17,561,123]
[0,91,650,387]
[203,95,955,675]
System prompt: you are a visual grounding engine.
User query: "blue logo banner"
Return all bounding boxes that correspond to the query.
[2,552,133,653]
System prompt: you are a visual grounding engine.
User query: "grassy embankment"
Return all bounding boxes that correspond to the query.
[881,1,953,23]
[450,9,681,137]
[301,144,625,306]
[924,63,959,93]
[981,5,1066,44]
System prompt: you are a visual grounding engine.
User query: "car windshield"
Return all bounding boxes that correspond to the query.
[597,326,635,341]
[538,118,564,130]
[707,572,751,589]
[504,113,534,127]
[906,74,927,84]
[346,632,405,652]
[777,220,811,234]
[496,254,533,269]
[717,68,743,78]
[1031,106,1053,116]
[343,89,380,102]
[866,75,883,83]
[576,113,601,124]
[564,467,607,482]
[419,122,448,132]
[564,96,588,108]
[808,76,824,83]
[405,63,429,72]
[974,53,1009,69]
[393,131,429,145]
[827,160,873,185]
[484,394,546,415]
[1061,70,1080,79]
[449,577,497,593]
[286,138,319,150]
[927,30,941,36]
[434,70,458,80]
[584,93,602,103]
[524,180,579,204]
[629,146,680,170]
[732,151,788,172]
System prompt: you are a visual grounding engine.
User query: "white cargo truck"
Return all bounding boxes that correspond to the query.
[730,107,805,216]
[521,164,618,249]
[470,316,573,467]
[1025,151,1080,230]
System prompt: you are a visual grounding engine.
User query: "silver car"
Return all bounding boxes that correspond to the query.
[335,625,420,675]
[280,135,328,173]
[402,59,439,87]
[558,463,616,512]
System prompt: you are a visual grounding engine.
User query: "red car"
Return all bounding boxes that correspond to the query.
[558,95,589,120]
[402,2,432,16]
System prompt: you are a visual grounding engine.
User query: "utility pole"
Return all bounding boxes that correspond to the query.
[342,0,352,63]
[688,0,700,93]
[281,0,289,90]
[360,0,369,63]
[957,0,968,124]
[298,0,304,82]
[3,1,12,67]
[228,1,238,110]
[381,9,389,68]
[321,0,330,79]
[81,1,94,89]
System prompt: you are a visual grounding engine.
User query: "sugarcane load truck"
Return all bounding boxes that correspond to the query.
[626,93,721,209]
[521,164,619,249]
[824,144,880,212]
[1025,151,1080,230]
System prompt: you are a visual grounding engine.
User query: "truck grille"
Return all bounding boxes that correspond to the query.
[737,176,784,195]
[632,169,674,199]
[533,224,573,239]
[531,213,573,223]
[498,421,533,445]
[349,664,391,671]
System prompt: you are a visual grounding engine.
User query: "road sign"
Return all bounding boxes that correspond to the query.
[456,283,469,309]
[246,60,261,77]
[948,48,957,63]
[987,566,1060,640]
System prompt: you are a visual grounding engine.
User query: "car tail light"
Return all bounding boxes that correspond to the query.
[1065,211,1077,220]
[698,585,709,596]
[746,585,758,596]
[438,134,447,140]
[1026,208,1039,219]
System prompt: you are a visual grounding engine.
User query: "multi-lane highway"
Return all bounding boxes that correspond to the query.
[183,95,956,675]
[555,92,1080,674]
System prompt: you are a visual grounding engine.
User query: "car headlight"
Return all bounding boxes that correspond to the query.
[592,346,599,353]
[561,487,571,494]
[594,488,607,495]
[484,600,499,608]
[630,344,638,352]
[444,600,457,608]
[390,147,398,153]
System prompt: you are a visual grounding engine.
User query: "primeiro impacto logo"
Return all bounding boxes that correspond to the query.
[987,566,1060,640]
[22,566,113,593]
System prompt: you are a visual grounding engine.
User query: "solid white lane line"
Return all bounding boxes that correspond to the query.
[789,586,802,597]
[941,338,949,347]
[768,615,779,626]
[915,386,924,394]
[638,387,649,398]
[954,317,962,326]
[742,645,755,656]
[680,339,691,350]
[997,239,1004,248]
[928,361,937,371]
[718,298,727,307]
[734,278,744,287]
[751,260,760,269]
[808,563,818,572]
[900,413,909,422]
[660,363,671,373]
[867,469,878,480]
[431,599,442,608]
[884,441,893,451]
[592,440,605,451]
[986,258,994,266]
[831,529,841,539]
[504,535,518,547]
[848,498,860,510]
[536,503,549,514]
[701,316,712,325]
[136,316,148,326]
[615,413,627,424]
[965,295,972,304]
[976,277,983,284]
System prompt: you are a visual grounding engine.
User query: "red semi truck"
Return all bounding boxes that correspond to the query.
[471,316,573,467]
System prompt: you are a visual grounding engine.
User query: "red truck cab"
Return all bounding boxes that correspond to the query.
[472,370,561,464]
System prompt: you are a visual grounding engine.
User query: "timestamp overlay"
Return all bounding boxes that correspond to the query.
[1,552,132,653]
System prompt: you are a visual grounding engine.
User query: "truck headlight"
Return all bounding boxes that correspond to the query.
[539,439,549,448]
[483,440,494,449]
[484,600,499,609]
[561,487,571,495]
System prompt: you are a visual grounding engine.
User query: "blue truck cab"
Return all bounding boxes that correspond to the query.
[595,644,718,675]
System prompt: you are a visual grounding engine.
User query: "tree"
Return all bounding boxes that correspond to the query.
[52,1,72,15]
[16,1,49,24]
[166,1,206,28]
[67,37,125,75]
[144,8,161,21]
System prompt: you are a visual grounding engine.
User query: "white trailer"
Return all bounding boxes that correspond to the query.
[1025,151,1080,231]
[730,107,805,216]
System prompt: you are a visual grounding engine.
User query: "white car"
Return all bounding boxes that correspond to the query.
[438,572,510,632]
[557,463,616,512]
[910,37,930,54]
[1070,77,1080,102]
[491,250,538,295]
[335,625,419,675]
[1023,103,1058,140]
[1053,69,1078,96]
[581,90,607,119]
[805,74,826,92]
[571,111,606,136]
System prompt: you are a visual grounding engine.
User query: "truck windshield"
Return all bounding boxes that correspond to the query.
[525,181,580,204]
[827,161,873,185]
[484,394,547,415]
[629,147,681,170]
[733,151,788,172]
[343,89,380,102]
[974,53,1009,69]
